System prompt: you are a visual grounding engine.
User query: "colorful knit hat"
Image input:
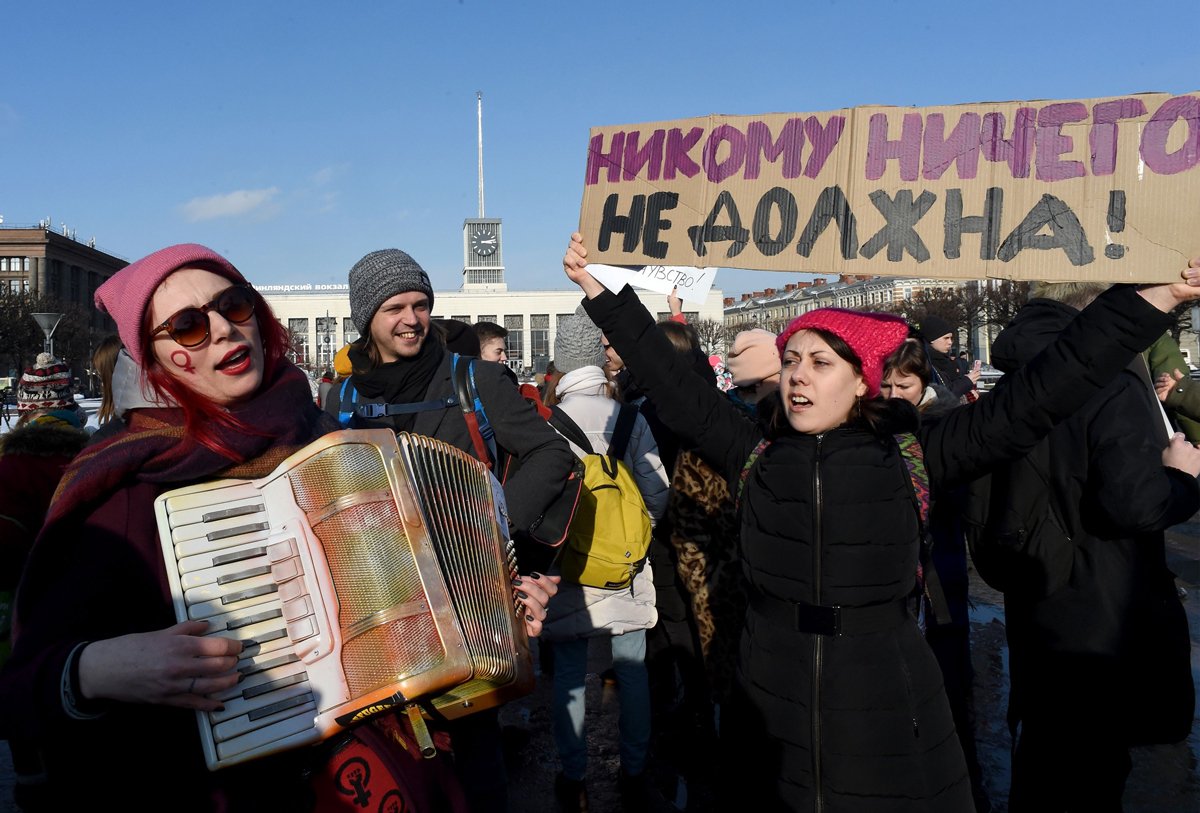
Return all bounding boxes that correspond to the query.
[776,308,909,397]
[727,328,781,387]
[18,353,75,413]
[94,243,248,365]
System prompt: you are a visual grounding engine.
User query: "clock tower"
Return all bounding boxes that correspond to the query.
[463,217,506,291]
[462,92,507,291]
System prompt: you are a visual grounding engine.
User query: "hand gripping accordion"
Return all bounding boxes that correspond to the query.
[154,429,534,770]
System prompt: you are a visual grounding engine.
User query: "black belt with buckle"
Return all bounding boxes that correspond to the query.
[749,589,910,636]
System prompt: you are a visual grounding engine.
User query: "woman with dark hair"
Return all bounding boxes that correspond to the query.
[880,338,957,412]
[89,334,123,428]
[563,232,1200,811]
[0,244,556,811]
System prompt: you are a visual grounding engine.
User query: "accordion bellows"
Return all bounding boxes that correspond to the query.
[155,429,533,770]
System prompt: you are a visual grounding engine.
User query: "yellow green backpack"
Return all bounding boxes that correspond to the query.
[548,403,652,589]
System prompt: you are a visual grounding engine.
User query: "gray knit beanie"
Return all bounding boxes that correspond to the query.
[348,249,435,335]
[553,305,606,374]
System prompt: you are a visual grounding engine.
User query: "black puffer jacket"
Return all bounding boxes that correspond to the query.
[989,298,1196,744]
[584,284,1172,811]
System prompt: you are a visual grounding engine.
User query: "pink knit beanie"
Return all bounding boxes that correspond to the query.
[726,328,781,387]
[776,308,909,397]
[94,244,247,365]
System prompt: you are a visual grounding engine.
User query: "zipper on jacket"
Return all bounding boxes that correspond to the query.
[812,433,824,813]
[899,658,920,739]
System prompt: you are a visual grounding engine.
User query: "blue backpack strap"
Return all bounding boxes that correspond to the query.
[357,396,459,419]
[452,353,498,468]
[337,378,358,428]
[339,376,458,427]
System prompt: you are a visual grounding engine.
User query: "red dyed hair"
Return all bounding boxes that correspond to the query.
[139,278,290,461]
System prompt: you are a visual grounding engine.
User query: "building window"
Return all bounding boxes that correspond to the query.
[288,318,310,367]
[315,316,336,373]
[504,315,524,366]
[530,314,549,365]
[450,315,471,324]
[342,318,359,346]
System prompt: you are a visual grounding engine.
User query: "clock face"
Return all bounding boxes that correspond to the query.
[471,227,498,257]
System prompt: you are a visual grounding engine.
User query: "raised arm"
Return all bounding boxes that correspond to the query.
[563,234,762,485]
[923,259,1200,486]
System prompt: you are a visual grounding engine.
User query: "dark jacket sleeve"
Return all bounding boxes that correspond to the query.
[921,285,1175,488]
[473,362,576,534]
[583,285,763,487]
[1082,374,1200,535]
[1,484,173,740]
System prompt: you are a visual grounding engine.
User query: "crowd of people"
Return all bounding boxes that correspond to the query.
[0,235,1195,813]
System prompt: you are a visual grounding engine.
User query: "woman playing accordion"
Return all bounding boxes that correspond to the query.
[0,244,557,811]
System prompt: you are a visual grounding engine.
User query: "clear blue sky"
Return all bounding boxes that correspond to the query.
[2,0,1197,298]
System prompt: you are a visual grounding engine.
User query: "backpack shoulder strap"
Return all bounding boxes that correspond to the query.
[894,432,949,626]
[608,403,639,462]
[893,432,930,527]
[452,353,497,470]
[337,378,359,428]
[735,437,772,511]
[340,372,459,424]
[548,405,594,457]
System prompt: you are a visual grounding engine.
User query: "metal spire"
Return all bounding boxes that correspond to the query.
[477,91,485,218]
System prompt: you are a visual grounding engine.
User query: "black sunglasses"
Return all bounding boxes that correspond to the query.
[150,285,257,348]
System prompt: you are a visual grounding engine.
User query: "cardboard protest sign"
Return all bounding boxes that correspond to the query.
[578,92,1200,282]
[587,263,717,305]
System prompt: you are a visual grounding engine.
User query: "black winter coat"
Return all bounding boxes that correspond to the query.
[326,351,574,538]
[583,284,1172,812]
[989,298,1196,744]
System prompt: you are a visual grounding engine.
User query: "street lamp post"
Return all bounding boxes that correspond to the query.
[32,312,63,357]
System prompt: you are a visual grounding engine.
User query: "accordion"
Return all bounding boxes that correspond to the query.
[154,429,533,771]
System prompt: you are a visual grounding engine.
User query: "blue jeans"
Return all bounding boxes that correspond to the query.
[551,630,651,780]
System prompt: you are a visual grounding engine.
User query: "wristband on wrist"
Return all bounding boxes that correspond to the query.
[61,641,107,720]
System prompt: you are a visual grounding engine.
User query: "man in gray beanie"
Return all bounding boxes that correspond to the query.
[552,305,607,375]
[327,248,575,812]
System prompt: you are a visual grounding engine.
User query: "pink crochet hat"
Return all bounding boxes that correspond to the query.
[726,328,781,387]
[776,308,909,397]
[94,244,247,365]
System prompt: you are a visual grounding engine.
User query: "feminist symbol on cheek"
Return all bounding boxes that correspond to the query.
[170,350,196,374]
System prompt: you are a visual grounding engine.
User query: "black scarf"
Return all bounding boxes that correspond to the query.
[348,335,446,432]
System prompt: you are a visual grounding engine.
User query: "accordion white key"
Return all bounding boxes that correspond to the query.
[154,429,534,771]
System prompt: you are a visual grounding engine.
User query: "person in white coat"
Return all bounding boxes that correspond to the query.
[543,305,669,812]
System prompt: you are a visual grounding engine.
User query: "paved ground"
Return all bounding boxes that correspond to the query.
[1,529,1197,811]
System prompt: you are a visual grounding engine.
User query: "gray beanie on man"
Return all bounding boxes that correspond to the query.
[553,305,606,374]
[348,249,435,334]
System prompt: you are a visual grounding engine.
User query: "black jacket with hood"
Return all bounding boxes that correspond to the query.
[988,297,1196,744]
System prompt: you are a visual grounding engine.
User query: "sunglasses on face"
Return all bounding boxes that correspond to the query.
[150,285,257,348]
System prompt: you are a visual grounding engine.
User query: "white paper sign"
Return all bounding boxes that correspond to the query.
[587,263,717,305]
